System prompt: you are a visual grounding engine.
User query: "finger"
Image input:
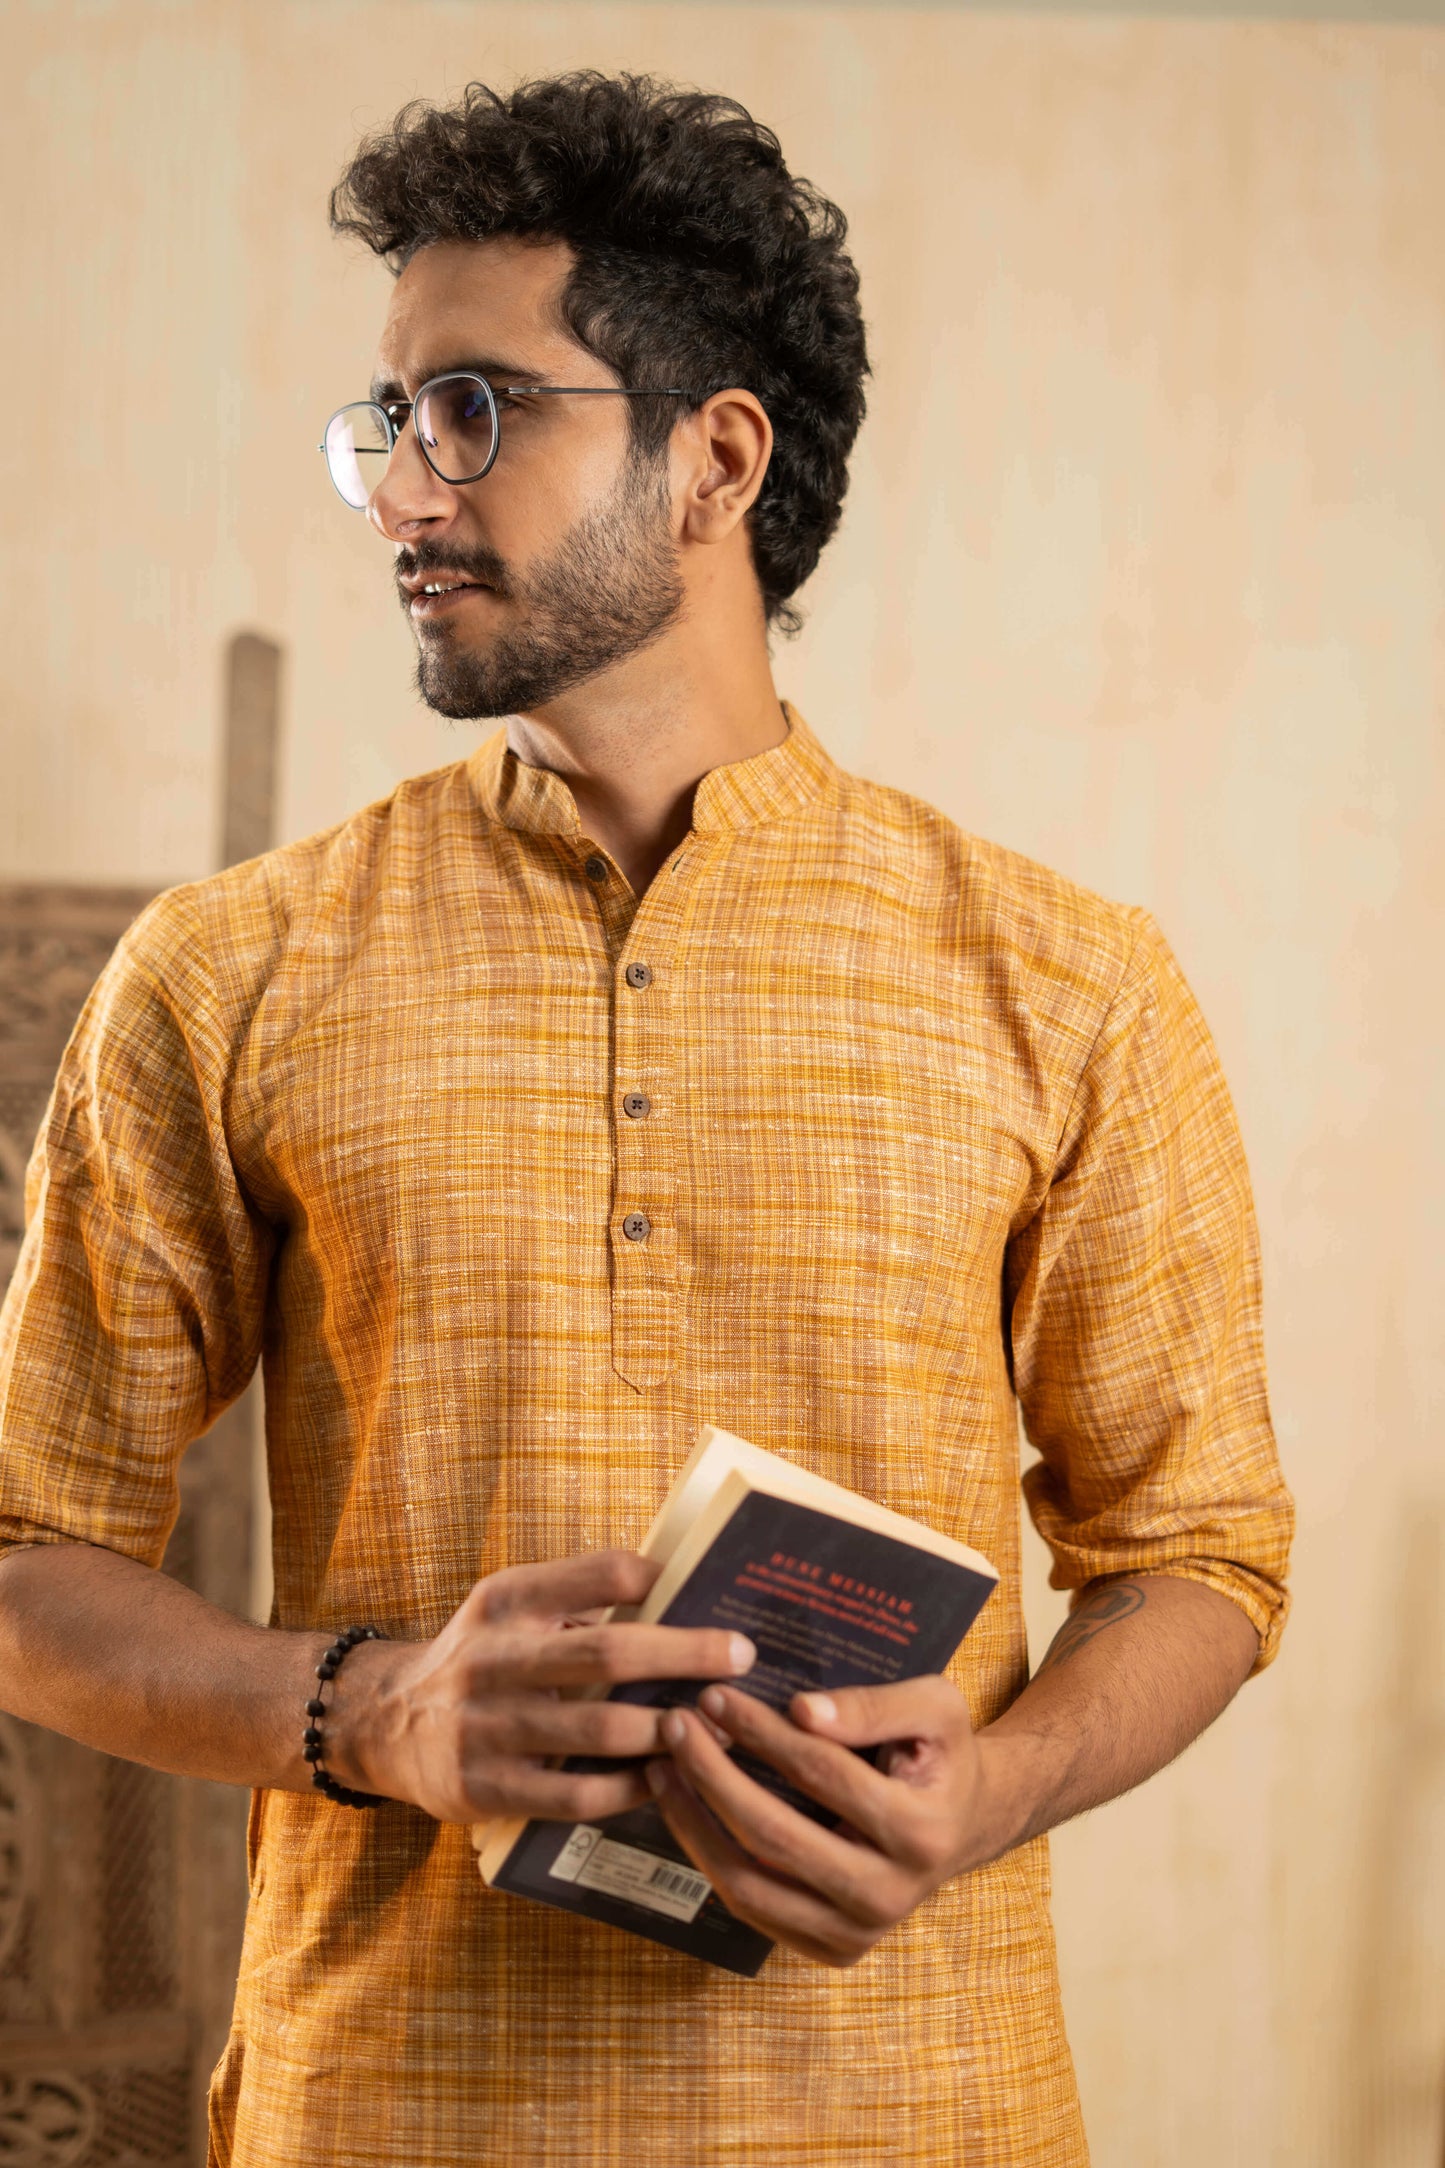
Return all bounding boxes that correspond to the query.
[647,1761,880,1969]
[461,1551,662,1628]
[658,1707,904,1923]
[474,1693,669,1760]
[464,1759,655,1826]
[789,1675,970,1752]
[689,1688,900,1851]
[491,1623,756,1694]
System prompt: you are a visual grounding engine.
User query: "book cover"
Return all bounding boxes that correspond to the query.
[481,1474,997,1976]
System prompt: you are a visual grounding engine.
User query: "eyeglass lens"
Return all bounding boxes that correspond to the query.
[324,405,391,510]
[414,376,497,484]
[323,376,499,509]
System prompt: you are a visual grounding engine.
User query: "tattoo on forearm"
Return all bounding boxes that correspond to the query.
[1035,1583,1148,1675]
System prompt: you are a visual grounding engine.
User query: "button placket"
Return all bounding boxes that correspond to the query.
[613,950,669,1285]
[607,845,712,1392]
[570,839,640,966]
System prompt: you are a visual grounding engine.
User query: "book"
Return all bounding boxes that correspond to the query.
[469,1425,998,1976]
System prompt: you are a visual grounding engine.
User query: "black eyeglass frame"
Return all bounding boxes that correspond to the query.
[318,371,691,507]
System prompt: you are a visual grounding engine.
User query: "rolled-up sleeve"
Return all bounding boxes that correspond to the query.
[1007,911,1293,1672]
[0,888,271,1569]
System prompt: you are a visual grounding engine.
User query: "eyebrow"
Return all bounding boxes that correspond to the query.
[369,357,547,404]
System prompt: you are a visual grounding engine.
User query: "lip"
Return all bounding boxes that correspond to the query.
[407,581,492,620]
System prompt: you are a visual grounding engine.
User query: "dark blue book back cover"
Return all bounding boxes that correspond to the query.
[491,1491,995,1976]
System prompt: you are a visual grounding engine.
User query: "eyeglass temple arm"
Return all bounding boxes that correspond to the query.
[317,385,690,452]
[501,386,689,397]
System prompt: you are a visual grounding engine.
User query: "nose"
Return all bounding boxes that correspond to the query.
[367,418,460,543]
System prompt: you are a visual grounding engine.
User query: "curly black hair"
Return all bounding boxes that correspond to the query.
[329,73,869,635]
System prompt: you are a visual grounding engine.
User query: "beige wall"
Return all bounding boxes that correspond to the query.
[5,4,1443,2161]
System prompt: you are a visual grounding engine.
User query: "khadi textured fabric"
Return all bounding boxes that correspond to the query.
[0,706,1291,2167]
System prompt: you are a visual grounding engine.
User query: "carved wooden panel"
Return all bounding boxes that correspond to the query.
[0,882,258,2164]
[0,887,157,1289]
[1,632,280,2163]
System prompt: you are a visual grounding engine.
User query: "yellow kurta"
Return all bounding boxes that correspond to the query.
[0,708,1292,2166]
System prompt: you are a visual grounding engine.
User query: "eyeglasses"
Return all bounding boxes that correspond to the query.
[319,371,689,510]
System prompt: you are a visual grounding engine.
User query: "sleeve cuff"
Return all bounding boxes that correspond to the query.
[1072,1556,1290,1676]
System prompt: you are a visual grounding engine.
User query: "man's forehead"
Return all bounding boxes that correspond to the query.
[372,235,580,385]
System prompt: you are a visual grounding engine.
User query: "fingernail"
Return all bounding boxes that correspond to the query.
[799,1692,837,1725]
[661,1711,686,1747]
[699,1685,726,1719]
[729,1634,756,1674]
[646,1759,669,1795]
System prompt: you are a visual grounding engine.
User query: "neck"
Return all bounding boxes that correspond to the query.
[503,608,786,898]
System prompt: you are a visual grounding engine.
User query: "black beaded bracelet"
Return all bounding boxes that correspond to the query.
[303,1624,388,1808]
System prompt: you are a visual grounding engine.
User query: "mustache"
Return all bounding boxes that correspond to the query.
[394,542,514,599]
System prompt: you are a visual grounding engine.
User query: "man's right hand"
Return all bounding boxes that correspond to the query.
[326,1550,756,1825]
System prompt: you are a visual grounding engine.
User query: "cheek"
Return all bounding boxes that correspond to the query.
[461,470,583,571]
[493,424,631,541]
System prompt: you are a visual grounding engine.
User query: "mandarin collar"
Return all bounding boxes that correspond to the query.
[465,702,839,839]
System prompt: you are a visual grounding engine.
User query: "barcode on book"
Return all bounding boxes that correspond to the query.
[549,1826,713,1923]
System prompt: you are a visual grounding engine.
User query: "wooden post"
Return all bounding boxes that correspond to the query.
[220,633,283,873]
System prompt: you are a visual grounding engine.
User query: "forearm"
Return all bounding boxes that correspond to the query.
[0,1541,755,1826]
[976,1573,1260,1854]
[0,1540,336,1792]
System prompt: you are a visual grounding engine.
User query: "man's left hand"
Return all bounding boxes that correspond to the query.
[645,1677,1019,1969]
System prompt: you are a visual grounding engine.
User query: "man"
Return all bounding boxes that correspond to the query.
[0,72,1291,2167]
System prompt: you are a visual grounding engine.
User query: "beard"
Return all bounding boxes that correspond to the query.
[398,453,685,719]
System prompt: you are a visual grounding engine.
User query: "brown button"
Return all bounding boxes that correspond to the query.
[622,1091,651,1120]
[624,962,652,990]
[622,1211,651,1242]
[584,854,608,882]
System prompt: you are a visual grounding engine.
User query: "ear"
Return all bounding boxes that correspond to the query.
[673,389,773,546]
